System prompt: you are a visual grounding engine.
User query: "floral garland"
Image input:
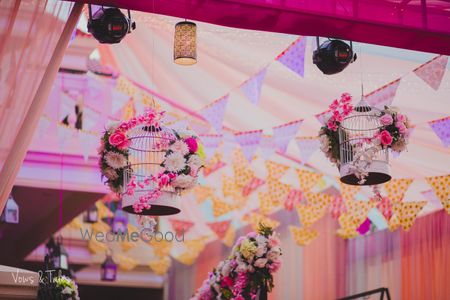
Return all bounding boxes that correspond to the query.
[318,94,411,183]
[191,224,282,300]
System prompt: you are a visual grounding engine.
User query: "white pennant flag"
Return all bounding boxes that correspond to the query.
[272,119,303,153]
[199,95,229,133]
[235,130,263,162]
[200,134,223,161]
[296,137,320,164]
[364,79,401,108]
[221,131,237,161]
[240,67,268,105]
[414,55,448,91]
[259,135,276,160]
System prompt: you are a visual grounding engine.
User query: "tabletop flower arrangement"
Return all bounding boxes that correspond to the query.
[38,275,80,300]
[191,224,282,300]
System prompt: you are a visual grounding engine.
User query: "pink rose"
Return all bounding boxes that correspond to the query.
[329,99,339,110]
[396,122,407,134]
[184,137,198,153]
[341,93,352,103]
[380,114,393,126]
[221,276,234,288]
[158,174,171,187]
[109,131,130,149]
[396,114,406,123]
[327,120,338,131]
[379,130,393,146]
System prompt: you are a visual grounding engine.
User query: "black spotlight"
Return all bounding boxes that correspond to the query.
[312,37,356,75]
[87,5,136,44]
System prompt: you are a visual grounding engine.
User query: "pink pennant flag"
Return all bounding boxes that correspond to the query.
[272,119,303,153]
[296,137,320,164]
[240,67,268,105]
[235,130,263,162]
[429,116,450,147]
[207,220,231,239]
[284,189,303,211]
[315,110,333,126]
[243,177,265,197]
[330,196,346,219]
[364,78,401,108]
[169,219,195,236]
[421,189,444,209]
[277,37,307,77]
[259,135,276,159]
[199,94,229,133]
[200,134,223,160]
[414,55,448,91]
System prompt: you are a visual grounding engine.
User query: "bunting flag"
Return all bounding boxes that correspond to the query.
[198,94,229,133]
[364,78,401,108]
[339,181,361,202]
[121,239,136,252]
[392,201,427,231]
[243,212,280,231]
[315,110,332,125]
[259,135,276,159]
[169,219,195,236]
[240,67,268,105]
[258,191,278,215]
[175,251,199,266]
[117,254,138,271]
[340,200,373,230]
[421,189,444,210]
[267,178,292,205]
[265,160,290,180]
[296,137,320,164]
[149,239,173,257]
[234,130,263,162]
[296,168,322,192]
[376,195,394,221]
[277,37,307,77]
[357,218,372,235]
[207,220,232,239]
[384,178,414,203]
[222,174,238,198]
[428,116,450,147]
[242,177,265,197]
[289,226,318,246]
[221,131,237,161]
[296,204,327,228]
[330,196,347,219]
[203,153,226,177]
[413,55,448,91]
[87,239,108,254]
[284,189,303,211]
[200,134,223,160]
[222,225,236,247]
[192,185,215,204]
[336,223,359,239]
[305,191,333,208]
[272,119,303,153]
[184,237,208,254]
[425,175,450,213]
[387,214,401,232]
[148,257,171,275]
[232,161,255,189]
[211,196,235,217]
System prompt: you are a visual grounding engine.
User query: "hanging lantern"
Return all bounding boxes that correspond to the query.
[46,236,69,271]
[174,20,197,65]
[0,194,19,224]
[112,208,128,234]
[83,204,98,223]
[122,125,181,216]
[101,251,117,281]
[338,99,391,185]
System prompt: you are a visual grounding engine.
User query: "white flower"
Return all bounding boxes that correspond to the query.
[236,262,248,273]
[103,167,118,180]
[105,151,127,169]
[187,154,203,170]
[170,140,189,155]
[107,121,120,133]
[267,250,280,261]
[255,235,268,246]
[172,174,197,189]
[221,261,232,277]
[62,287,73,295]
[164,152,187,172]
[254,258,268,268]
[255,245,267,257]
[271,246,281,255]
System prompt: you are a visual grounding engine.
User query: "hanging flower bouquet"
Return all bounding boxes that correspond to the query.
[191,224,282,300]
[38,275,80,300]
[376,106,412,153]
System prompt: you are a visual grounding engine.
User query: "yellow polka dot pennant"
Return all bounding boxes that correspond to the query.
[148,257,171,275]
[289,226,318,246]
[384,178,414,203]
[426,175,450,214]
[265,160,290,179]
[392,201,427,231]
[296,168,322,191]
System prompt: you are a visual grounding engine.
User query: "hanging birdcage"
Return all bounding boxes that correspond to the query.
[122,124,181,215]
[338,99,391,185]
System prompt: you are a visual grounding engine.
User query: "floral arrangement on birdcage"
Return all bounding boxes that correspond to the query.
[318,93,411,183]
[38,275,80,300]
[191,224,282,300]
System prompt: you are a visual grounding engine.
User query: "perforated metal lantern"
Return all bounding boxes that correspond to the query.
[122,125,181,215]
[338,99,391,185]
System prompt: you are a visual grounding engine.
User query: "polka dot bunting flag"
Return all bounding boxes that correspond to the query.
[148,257,171,275]
[117,254,138,271]
[211,196,235,218]
[296,204,328,228]
[192,185,215,204]
[222,225,236,247]
[267,177,292,205]
[149,239,173,257]
[296,168,322,192]
[258,191,278,215]
[392,201,427,231]
[265,160,290,179]
[426,174,450,213]
[289,226,318,246]
[339,181,361,202]
[383,178,414,203]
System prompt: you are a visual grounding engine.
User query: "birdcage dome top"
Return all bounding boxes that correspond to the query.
[339,98,383,131]
[127,124,176,152]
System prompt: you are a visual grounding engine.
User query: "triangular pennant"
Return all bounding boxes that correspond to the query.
[421,189,444,210]
[267,178,292,205]
[284,189,303,211]
[174,251,199,266]
[289,226,318,246]
[200,134,223,160]
[242,177,265,197]
[364,78,401,108]
[413,55,448,90]
[387,213,401,232]
[383,178,414,203]
[232,149,255,188]
[259,135,276,159]
[169,219,195,236]
[296,137,320,164]
[393,201,427,231]
[207,220,232,239]
[240,67,268,105]
[199,95,229,133]
[184,237,208,254]
[117,254,138,271]
[315,110,333,125]
[272,119,303,153]
[148,257,171,275]
[192,185,215,204]
[330,196,347,219]
[428,116,450,147]
[339,181,361,202]
[344,199,373,228]
[258,191,278,215]
[277,37,307,77]
[234,130,263,162]
[305,191,333,209]
[203,155,226,177]
[242,212,280,231]
[222,225,236,247]
[296,168,322,191]
[296,204,327,228]
[211,196,235,217]
[149,239,172,257]
[222,174,238,198]
[426,175,450,214]
[265,160,290,180]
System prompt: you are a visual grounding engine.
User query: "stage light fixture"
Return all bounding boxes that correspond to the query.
[312,37,357,75]
[87,5,136,44]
